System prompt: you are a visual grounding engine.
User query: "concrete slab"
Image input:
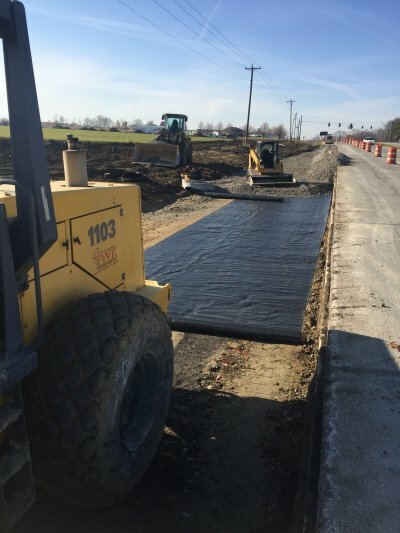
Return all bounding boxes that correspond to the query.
[318,144,400,532]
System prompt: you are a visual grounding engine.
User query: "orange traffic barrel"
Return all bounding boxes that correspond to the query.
[362,142,367,150]
[366,143,371,152]
[386,147,397,164]
[374,144,382,157]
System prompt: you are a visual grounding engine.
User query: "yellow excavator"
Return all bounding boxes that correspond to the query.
[247,140,295,186]
[133,113,192,167]
[0,1,172,529]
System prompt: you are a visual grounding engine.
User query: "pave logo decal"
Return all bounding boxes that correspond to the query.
[93,245,118,272]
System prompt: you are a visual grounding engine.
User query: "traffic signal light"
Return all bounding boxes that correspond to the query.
[338,123,341,127]
[348,124,353,129]
[370,126,372,129]
[361,126,364,129]
[328,122,330,127]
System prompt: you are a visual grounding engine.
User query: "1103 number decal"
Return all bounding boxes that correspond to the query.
[88,219,116,246]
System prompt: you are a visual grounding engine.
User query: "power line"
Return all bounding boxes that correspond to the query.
[151,0,246,68]
[117,0,293,125]
[302,120,386,125]
[258,71,289,102]
[116,0,236,76]
[178,0,254,65]
[172,0,248,64]
[179,0,291,102]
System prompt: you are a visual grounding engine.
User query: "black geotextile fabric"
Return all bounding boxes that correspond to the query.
[145,195,331,344]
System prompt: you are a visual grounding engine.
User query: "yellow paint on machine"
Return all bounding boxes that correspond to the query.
[0,180,171,345]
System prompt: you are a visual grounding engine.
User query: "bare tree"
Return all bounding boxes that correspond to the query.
[198,121,205,130]
[243,123,256,133]
[385,117,400,141]
[259,121,269,134]
[83,117,94,127]
[272,123,288,139]
[225,122,233,129]
[205,121,214,131]
[216,121,224,131]
[95,115,113,129]
[133,118,142,125]
[146,119,155,125]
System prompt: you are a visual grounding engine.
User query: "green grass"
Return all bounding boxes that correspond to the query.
[0,125,231,144]
[380,142,400,147]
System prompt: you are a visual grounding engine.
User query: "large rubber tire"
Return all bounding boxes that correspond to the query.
[23,291,173,507]
[180,141,188,165]
[187,142,193,164]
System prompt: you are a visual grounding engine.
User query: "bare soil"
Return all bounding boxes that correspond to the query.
[8,139,338,533]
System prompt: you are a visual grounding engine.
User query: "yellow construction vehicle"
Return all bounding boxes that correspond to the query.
[247,140,295,186]
[0,1,172,529]
[133,113,192,167]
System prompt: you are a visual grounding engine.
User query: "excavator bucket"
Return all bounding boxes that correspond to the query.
[133,142,180,167]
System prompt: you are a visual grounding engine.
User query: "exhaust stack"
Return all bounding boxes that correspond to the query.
[63,134,88,186]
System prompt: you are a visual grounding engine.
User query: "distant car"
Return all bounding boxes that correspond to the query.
[325,134,334,144]
[363,136,375,145]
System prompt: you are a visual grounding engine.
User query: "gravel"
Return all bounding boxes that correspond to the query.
[142,144,339,229]
[212,144,338,199]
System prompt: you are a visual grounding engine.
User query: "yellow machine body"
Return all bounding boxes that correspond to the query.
[247,140,295,186]
[0,181,171,345]
[133,113,192,167]
[248,147,284,175]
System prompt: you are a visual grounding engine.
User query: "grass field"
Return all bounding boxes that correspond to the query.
[0,126,229,144]
[380,142,400,148]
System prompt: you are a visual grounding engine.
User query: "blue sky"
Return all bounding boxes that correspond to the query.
[1,0,399,138]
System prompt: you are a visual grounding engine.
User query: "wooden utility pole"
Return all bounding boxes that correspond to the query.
[293,112,298,141]
[286,99,295,140]
[244,65,261,146]
[387,121,393,142]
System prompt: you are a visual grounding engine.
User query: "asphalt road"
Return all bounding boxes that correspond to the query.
[317,144,400,532]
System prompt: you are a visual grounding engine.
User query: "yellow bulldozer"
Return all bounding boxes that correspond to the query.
[0,1,173,529]
[133,113,193,167]
[247,140,295,186]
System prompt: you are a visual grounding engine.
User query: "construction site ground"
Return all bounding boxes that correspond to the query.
[9,139,340,533]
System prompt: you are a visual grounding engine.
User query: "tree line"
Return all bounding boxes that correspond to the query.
[19,114,400,141]
[198,120,288,138]
[333,117,400,143]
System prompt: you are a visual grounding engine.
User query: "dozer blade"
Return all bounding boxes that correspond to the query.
[247,170,296,187]
[133,142,180,167]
